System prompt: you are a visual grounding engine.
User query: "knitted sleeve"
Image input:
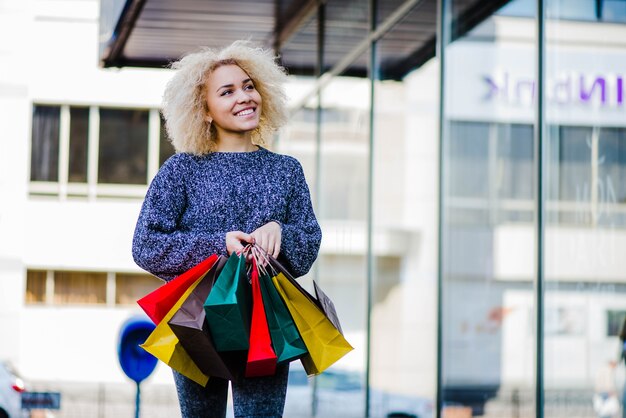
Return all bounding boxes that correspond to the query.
[131,155,226,281]
[279,159,322,277]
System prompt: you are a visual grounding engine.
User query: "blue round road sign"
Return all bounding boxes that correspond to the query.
[118,316,157,383]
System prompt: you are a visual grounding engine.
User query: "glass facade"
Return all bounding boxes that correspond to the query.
[543,1,626,417]
[274,0,626,417]
[441,1,538,417]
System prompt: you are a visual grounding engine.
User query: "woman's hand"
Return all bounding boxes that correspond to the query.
[250,221,282,258]
[225,231,254,255]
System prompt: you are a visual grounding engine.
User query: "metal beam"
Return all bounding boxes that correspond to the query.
[290,0,426,112]
[534,0,546,417]
[101,0,147,68]
[435,0,449,415]
[272,0,325,50]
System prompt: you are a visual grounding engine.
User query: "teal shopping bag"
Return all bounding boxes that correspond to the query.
[259,271,308,364]
[204,253,251,351]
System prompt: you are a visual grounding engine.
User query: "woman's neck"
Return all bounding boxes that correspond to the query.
[214,134,257,152]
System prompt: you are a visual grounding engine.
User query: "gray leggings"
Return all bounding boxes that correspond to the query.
[173,364,289,418]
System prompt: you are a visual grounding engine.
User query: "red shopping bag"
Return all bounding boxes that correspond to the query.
[245,257,277,377]
[138,254,219,325]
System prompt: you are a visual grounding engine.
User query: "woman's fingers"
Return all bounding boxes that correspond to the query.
[236,231,254,244]
[253,233,265,253]
[272,240,281,258]
[266,235,274,255]
[249,221,281,259]
[226,231,255,254]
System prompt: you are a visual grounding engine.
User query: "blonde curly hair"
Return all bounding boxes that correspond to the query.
[162,40,289,155]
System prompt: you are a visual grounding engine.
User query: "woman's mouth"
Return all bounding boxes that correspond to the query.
[235,108,255,117]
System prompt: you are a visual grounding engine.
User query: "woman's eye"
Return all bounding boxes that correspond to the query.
[220,90,232,96]
[244,84,254,91]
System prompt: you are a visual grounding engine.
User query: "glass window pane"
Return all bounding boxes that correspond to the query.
[319,145,367,220]
[546,0,596,21]
[69,106,89,183]
[498,0,535,18]
[115,273,160,305]
[315,58,370,417]
[30,105,60,182]
[599,128,626,205]
[603,1,626,23]
[54,271,106,304]
[26,270,47,304]
[497,123,534,200]
[545,2,626,415]
[607,310,626,336]
[369,2,440,416]
[449,121,490,199]
[98,108,148,184]
[443,1,537,416]
[315,254,366,416]
[159,114,176,166]
[549,126,592,202]
[320,84,369,221]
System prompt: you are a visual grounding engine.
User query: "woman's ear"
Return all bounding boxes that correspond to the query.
[203,89,212,123]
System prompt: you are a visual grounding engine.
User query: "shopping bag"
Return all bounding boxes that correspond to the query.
[140,273,210,386]
[138,254,219,325]
[245,258,277,377]
[258,271,308,364]
[204,253,251,351]
[168,256,244,380]
[312,281,343,333]
[269,257,353,376]
[269,256,344,330]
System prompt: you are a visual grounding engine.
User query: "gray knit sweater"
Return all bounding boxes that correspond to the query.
[132,147,322,281]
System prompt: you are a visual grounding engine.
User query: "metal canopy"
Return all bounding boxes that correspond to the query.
[99,0,510,80]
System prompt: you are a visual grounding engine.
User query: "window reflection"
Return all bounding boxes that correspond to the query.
[54,271,107,305]
[30,105,60,182]
[443,2,537,416]
[98,108,149,185]
[69,106,89,183]
[25,270,46,304]
[115,273,160,305]
[316,74,369,418]
[544,0,626,415]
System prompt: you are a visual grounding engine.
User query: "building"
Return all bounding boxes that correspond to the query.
[1,0,626,417]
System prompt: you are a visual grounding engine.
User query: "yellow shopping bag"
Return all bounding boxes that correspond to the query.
[272,272,353,376]
[140,273,209,386]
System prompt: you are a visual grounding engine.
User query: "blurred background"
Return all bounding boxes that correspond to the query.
[1,0,626,417]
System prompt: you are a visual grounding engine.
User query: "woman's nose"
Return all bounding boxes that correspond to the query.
[236,89,252,103]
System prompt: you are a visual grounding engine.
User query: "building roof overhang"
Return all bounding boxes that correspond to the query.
[99,0,510,80]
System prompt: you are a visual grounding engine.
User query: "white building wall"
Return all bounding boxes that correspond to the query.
[0,0,173,384]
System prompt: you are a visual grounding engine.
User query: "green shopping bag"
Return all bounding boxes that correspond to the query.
[259,271,308,364]
[204,253,251,351]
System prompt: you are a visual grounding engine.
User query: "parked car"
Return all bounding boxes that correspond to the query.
[0,362,25,418]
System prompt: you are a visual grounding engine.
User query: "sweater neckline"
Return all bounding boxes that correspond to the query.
[210,146,266,155]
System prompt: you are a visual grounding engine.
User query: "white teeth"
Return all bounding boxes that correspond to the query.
[236,108,254,116]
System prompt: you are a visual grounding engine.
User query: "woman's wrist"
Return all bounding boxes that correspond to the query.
[268,219,282,230]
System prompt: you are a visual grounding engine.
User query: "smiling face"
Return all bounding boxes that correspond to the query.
[204,64,263,141]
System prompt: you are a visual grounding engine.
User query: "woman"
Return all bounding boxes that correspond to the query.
[132,41,322,418]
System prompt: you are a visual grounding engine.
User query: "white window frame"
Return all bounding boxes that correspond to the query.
[29,103,164,200]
